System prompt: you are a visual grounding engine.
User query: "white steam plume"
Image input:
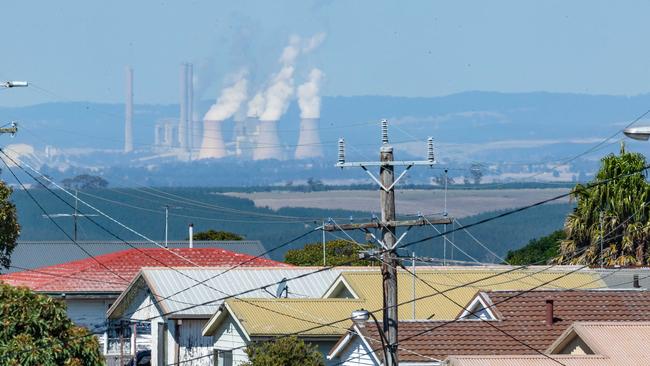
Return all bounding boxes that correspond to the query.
[302,32,326,53]
[259,65,295,121]
[247,92,266,118]
[297,68,324,119]
[280,35,302,66]
[257,33,327,122]
[204,71,248,121]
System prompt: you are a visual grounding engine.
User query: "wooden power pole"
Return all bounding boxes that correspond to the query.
[325,119,452,366]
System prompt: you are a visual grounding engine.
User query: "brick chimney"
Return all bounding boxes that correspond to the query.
[545,299,554,327]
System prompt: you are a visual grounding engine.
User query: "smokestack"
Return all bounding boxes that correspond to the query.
[124,66,134,153]
[254,120,283,160]
[189,223,194,248]
[545,299,554,327]
[187,63,194,152]
[154,123,162,147]
[178,63,188,150]
[634,274,641,288]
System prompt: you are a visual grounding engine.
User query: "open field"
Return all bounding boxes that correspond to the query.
[224,188,572,218]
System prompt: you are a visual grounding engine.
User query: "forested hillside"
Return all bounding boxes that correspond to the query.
[9,187,570,261]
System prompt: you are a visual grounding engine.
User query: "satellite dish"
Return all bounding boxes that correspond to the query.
[276,277,289,298]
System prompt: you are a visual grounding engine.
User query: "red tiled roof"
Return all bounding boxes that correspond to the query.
[357,290,650,363]
[0,247,289,293]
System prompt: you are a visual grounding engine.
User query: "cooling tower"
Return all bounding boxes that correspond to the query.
[294,118,323,159]
[253,120,283,160]
[198,119,227,159]
[124,67,134,153]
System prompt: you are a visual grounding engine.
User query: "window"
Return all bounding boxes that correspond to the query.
[214,349,233,366]
[459,296,497,321]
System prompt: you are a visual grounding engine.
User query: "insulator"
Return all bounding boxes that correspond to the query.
[337,138,345,164]
[427,137,434,163]
[381,119,389,144]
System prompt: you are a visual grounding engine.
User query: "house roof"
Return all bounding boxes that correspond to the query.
[326,268,605,320]
[0,247,288,293]
[444,355,611,366]
[587,268,650,289]
[3,240,267,273]
[547,321,650,358]
[108,267,345,319]
[205,298,366,338]
[446,322,650,366]
[331,289,650,363]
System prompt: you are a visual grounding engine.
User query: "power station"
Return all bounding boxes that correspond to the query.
[124,63,324,162]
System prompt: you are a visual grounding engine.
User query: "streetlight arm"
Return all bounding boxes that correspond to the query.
[2,81,28,88]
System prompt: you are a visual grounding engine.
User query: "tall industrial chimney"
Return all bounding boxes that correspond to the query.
[124,66,134,153]
[294,118,323,159]
[187,63,195,152]
[198,108,227,159]
[253,120,283,160]
[178,63,188,151]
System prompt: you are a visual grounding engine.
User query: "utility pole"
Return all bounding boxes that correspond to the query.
[325,119,452,366]
[600,211,604,268]
[322,219,326,266]
[164,205,170,247]
[43,190,97,241]
[162,205,181,247]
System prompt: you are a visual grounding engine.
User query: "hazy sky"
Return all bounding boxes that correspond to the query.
[2,0,650,105]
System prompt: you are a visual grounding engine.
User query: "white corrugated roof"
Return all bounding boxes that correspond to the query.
[140,267,345,317]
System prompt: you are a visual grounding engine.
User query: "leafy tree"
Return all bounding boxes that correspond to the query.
[190,229,244,241]
[0,283,102,365]
[285,239,373,266]
[305,177,325,192]
[61,174,108,189]
[554,145,650,266]
[505,230,565,265]
[0,181,20,270]
[243,336,324,366]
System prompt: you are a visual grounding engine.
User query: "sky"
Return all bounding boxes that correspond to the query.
[1,0,650,106]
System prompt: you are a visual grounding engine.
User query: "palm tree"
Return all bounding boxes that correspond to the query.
[555,144,650,266]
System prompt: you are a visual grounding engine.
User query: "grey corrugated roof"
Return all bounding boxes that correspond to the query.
[589,268,650,289]
[135,267,345,318]
[4,240,266,273]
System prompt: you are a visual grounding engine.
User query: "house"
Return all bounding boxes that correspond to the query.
[0,246,285,356]
[327,289,650,365]
[202,298,366,366]
[445,321,650,365]
[201,267,603,366]
[322,267,605,319]
[108,267,352,366]
[2,240,267,273]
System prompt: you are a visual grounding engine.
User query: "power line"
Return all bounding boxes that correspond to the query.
[397,163,650,252]
[0,156,130,284]
[122,161,650,320]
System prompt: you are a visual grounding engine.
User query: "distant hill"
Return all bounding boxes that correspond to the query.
[9,187,572,262]
[2,92,648,154]
[2,91,645,186]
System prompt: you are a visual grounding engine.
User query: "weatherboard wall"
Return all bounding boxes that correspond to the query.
[212,316,249,365]
[177,319,215,366]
